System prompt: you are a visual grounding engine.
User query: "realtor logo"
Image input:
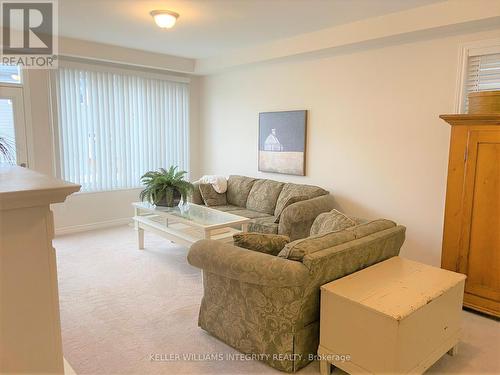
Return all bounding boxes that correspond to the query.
[1,0,58,67]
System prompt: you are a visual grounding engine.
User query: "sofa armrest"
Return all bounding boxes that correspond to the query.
[278,194,335,240]
[188,181,204,205]
[303,226,406,284]
[187,239,309,287]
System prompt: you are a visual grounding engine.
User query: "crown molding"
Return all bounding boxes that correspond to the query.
[59,36,196,74]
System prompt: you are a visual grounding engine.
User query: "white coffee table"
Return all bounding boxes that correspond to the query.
[132,202,251,248]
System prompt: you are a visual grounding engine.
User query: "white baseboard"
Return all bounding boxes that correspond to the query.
[55,218,132,236]
[64,357,76,375]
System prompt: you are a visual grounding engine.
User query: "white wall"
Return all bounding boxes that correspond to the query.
[197,29,500,266]
[51,189,142,234]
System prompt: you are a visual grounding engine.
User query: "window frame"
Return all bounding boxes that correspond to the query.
[0,65,36,169]
[455,38,500,114]
[49,58,191,193]
[0,64,23,86]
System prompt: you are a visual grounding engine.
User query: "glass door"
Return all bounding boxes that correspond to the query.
[0,86,28,166]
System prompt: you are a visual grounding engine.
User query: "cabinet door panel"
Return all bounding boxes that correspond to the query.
[461,131,500,303]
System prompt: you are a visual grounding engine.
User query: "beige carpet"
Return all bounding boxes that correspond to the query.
[55,226,500,375]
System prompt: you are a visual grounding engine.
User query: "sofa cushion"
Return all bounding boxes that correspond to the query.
[346,219,396,238]
[199,183,227,206]
[231,209,271,220]
[189,181,204,204]
[248,217,279,234]
[226,175,257,207]
[233,233,290,256]
[273,195,308,224]
[278,230,356,261]
[278,219,397,262]
[274,183,328,217]
[310,209,357,236]
[246,179,285,215]
[211,204,241,212]
[350,216,369,225]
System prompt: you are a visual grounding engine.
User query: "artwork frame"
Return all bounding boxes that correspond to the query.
[258,110,307,176]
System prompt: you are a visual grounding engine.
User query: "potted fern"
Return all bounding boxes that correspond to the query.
[139,166,194,207]
[0,136,14,164]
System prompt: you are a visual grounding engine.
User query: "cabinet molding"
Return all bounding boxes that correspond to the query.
[0,166,80,374]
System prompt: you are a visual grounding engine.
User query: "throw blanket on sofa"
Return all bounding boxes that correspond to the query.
[198,175,227,193]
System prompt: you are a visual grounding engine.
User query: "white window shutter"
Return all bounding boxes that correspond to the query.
[464,52,500,111]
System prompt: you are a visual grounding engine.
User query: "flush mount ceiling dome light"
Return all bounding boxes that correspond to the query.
[150,10,179,29]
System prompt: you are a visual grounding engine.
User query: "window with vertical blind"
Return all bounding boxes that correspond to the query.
[463,51,500,111]
[55,64,189,191]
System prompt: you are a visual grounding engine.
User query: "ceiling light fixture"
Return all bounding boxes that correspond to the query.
[150,10,179,29]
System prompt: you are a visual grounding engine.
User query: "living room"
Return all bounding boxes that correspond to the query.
[0,0,499,374]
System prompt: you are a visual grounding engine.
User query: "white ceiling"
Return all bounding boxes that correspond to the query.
[59,0,443,59]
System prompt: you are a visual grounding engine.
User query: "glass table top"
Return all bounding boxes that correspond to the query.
[133,202,249,227]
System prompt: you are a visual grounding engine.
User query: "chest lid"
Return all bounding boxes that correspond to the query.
[321,256,466,321]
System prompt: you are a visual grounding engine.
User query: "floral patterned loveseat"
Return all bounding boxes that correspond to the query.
[188,219,406,372]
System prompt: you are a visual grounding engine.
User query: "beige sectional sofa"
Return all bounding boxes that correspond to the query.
[190,175,335,240]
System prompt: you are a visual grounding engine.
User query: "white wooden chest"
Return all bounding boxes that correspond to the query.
[318,256,466,374]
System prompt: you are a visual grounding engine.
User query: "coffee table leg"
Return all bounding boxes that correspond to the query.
[204,228,211,240]
[242,223,249,232]
[137,227,144,250]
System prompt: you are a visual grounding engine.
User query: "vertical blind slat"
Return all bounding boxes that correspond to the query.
[464,52,500,111]
[56,66,189,191]
[125,75,131,188]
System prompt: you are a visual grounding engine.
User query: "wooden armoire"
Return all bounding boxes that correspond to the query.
[441,114,500,317]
